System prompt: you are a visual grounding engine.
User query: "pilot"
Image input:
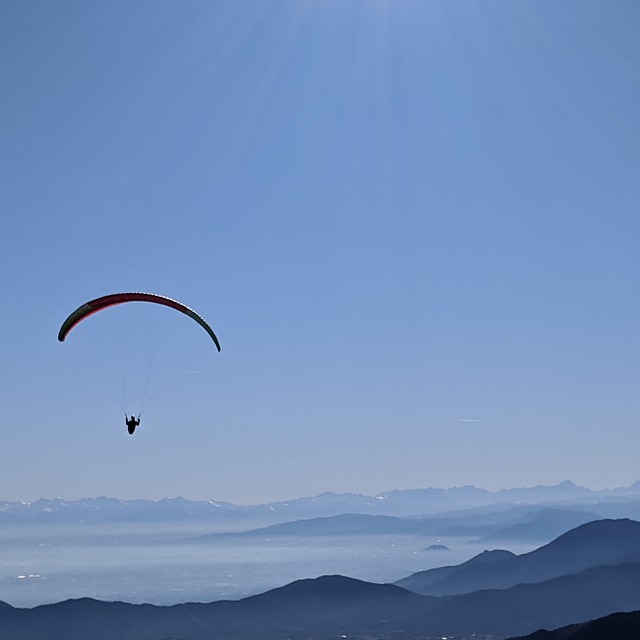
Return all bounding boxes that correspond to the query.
[125,415,140,435]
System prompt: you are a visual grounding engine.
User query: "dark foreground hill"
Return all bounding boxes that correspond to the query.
[2,562,640,639]
[507,610,640,640]
[0,578,425,640]
[396,518,640,595]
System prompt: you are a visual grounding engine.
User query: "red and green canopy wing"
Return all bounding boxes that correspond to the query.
[58,292,221,351]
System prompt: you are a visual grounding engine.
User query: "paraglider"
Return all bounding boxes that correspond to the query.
[58,293,220,434]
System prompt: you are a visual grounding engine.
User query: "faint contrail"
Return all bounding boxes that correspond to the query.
[457,418,490,423]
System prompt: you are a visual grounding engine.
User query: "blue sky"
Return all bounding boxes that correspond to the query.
[2,0,640,503]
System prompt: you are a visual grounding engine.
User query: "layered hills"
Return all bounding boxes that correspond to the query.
[395,518,640,595]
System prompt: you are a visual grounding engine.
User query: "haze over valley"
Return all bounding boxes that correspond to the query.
[2,484,640,638]
[2,481,640,610]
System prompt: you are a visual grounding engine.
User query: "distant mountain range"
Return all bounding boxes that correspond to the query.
[3,481,640,527]
[2,519,640,639]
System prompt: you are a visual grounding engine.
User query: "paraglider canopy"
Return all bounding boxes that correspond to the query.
[58,292,221,351]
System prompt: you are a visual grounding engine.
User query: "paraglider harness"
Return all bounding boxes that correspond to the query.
[126,414,140,435]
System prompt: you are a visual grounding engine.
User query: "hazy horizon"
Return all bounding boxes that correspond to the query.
[2,478,638,506]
